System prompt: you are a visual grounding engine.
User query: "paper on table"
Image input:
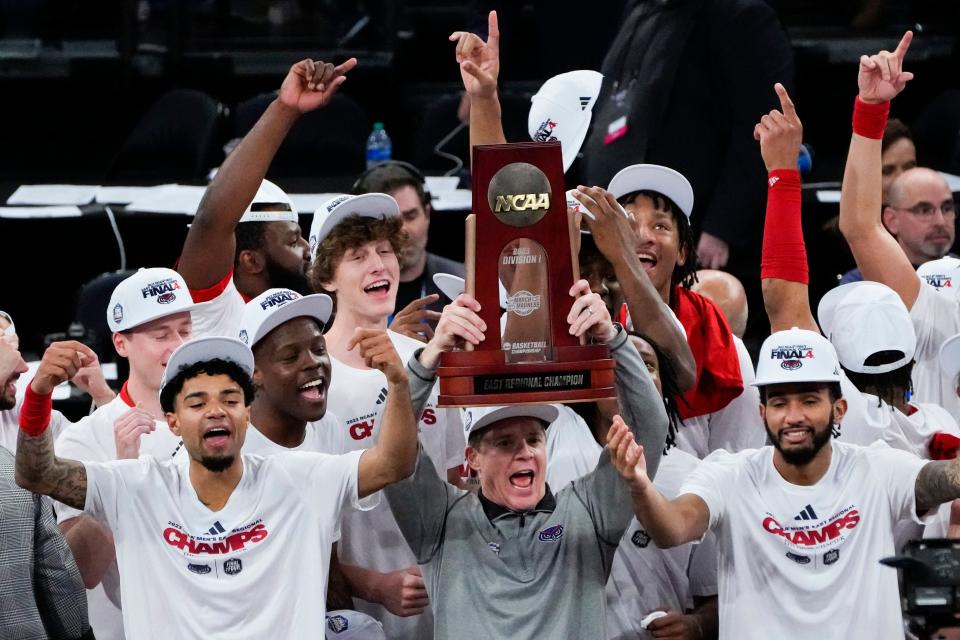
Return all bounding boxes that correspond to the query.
[95,185,176,204]
[816,190,841,204]
[289,193,344,214]
[0,206,84,219]
[15,362,72,401]
[432,188,472,211]
[425,176,460,194]
[7,184,98,206]
[125,184,206,215]
[941,172,960,193]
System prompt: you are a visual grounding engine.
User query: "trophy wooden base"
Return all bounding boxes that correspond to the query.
[437,344,616,407]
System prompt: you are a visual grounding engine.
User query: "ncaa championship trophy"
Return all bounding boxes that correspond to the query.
[437,141,616,407]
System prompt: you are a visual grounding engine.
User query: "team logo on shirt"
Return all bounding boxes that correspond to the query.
[141,277,181,300]
[762,506,860,549]
[922,274,952,290]
[187,562,212,575]
[223,558,243,576]
[112,303,124,324]
[770,344,816,371]
[631,530,652,548]
[533,118,559,143]
[785,551,811,565]
[163,519,268,555]
[824,549,840,565]
[327,615,349,633]
[538,524,564,542]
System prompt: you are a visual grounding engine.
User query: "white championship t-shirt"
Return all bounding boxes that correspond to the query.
[909,280,960,418]
[0,396,72,453]
[327,330,464,640]
[606,447,718,640]
[83,449,366,639]
[680,441,928,639]
[242,412,347,457]
[54,383,181,640]
[675,335,765,458]
[188,271,247,339]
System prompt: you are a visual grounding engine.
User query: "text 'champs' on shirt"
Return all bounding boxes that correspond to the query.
[679,441,928,640]
[82,450,367,639]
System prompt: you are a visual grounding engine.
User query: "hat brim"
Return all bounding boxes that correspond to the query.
[432,273,507,307]
[315,193,400,248]
[249,294,333,348]
[608,164,694,219]
[468,403,560,436]
[160,336,254,392]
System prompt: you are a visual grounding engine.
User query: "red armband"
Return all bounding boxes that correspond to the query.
[761,169,807,284]
[852,97,890,140]
[19,384,53,437]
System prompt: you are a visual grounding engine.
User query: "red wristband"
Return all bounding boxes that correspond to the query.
[761,169,808,285]
[852,97,890,140]
[19,384,53,437]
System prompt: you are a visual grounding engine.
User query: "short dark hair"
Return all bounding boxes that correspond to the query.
[353,162,430,209]
[160,358,256,413]
[617,190,699,289]
[758,381,842,404]
[843,353,914,408]
[234,222,267,268]
[882,118,913,155]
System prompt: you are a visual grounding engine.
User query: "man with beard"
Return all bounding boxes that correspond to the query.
[178,56,356,338]
[351,161,464,342]
[15,333,417,639]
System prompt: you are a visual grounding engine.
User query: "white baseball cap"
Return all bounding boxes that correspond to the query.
[159,336,254,394]
[107,268,209,333]
[463,403,559,437]
[817,281,915,374]
[528,70,604,173]
[309,193,400,255]
[432,273,508,308]
[325,610,386,639]
[917,256,960,300]
[238,179,298,224]
[753,327,842,387]
[238,288,332,348]
[607,164,694,220]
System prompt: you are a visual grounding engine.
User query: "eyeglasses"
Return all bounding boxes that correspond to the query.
[890,200,957,219]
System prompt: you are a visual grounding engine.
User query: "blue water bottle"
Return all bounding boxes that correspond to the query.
[366,122,392,169]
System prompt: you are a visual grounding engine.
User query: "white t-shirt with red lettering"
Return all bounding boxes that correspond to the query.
[82,449,366,639]
[909,280,960,419]
[679,441,928,639]
[326,330,464,640]
[188,271,248,339]
[54,383,180,640]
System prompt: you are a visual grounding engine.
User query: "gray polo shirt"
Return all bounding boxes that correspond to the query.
[387,327,667,638]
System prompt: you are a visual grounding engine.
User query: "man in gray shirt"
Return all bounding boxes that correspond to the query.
[386,280,670,638]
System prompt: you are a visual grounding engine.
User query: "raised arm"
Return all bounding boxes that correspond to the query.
[573,185,697,390]
[350,329,418,498]
[755,83,818,334]
[450,10,506,151]
[607,418,710,547]
[914,457,960,515]
[838,33,920,309]
[178,57,357,289]
[15,341,93,510]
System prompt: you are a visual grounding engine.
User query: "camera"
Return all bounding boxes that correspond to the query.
[881,539,960,637]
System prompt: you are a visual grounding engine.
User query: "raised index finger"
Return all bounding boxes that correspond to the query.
[334,57,358,75]
[893,30,913,61]
[774,83,796,120]
[487,10,499,50]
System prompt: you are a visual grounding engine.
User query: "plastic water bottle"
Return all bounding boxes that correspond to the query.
[366,122,392,169]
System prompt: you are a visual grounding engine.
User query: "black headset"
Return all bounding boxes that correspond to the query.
[351,160,431,205]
